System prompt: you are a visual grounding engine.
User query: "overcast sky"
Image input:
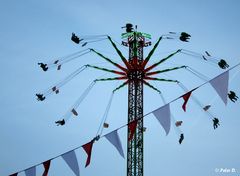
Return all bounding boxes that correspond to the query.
[0,0,240,176]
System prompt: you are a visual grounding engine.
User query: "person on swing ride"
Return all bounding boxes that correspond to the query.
[55,119,65,126]
[71,33,80,44]
[179,133,184,144]
[179,32,191,42]
[218,59,229,69]
[38,63,48,71]
[228,91,238,102]
[36,93,45,101]
[213,118,220,129]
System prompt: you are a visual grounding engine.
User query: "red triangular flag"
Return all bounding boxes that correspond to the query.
[9,173,18,176]
[182,90,193,112]
[82,140,94,167]
[128,120,138,141]
[42,160,51,176]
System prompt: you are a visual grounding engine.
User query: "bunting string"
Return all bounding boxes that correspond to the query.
[177,82,215,118]
[9,62,240,176]
[202,68,240,113]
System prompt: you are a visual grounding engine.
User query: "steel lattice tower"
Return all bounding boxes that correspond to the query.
[127,31,145,176]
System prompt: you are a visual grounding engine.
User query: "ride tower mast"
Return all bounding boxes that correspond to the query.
[122,24,152,176]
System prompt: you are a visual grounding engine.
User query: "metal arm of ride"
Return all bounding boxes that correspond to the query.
[90,48,128,72]
[95,76,127,82]
[144,49,181,72]
[107,36,132,70]
[145,66,186,76]
[112,80,129,93]
[144,76,179,83]
[142,80,161,93]
[141,36,163,68]
[86,64,126,76]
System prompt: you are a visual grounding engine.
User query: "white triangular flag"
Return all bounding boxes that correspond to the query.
[62,150,80,176]
[105,130,125,158]
[25,166,36,176]
[152,104,171,135]
[209,70,229,105]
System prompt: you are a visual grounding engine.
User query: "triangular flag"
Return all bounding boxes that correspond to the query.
[209,70,229,105]
[181,90,193,112]
[42,160,51,176]
[105,130,125,158]
[9,173,18,176]
[25,166,36,176]
[62,150,80,176]
[82,140,94,167]
[152,104,171,135]
[128,120,138,141]
[71,108,78,116]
